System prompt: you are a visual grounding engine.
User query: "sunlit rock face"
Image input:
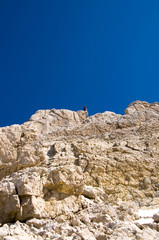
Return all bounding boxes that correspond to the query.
[1,101,159,239]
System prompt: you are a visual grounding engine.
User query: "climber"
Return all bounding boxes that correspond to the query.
[83,106,87,111]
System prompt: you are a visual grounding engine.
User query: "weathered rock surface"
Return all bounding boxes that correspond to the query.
[1,101,159,239]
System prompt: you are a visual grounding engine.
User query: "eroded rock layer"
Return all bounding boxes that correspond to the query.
[1,101,159,239]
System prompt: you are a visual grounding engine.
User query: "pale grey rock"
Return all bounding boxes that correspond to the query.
[77,228,96,240]
[0,221,43,240]
[25,109,88,134]
[26,218,49,228]
[0,224,10,236]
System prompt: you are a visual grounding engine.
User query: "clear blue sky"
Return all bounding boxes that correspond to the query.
[1,1,159,127]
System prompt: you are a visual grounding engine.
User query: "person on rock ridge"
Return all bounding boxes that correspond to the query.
[83,106,87,111]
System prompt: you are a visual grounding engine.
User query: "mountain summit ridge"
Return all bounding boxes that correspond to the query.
[1,101,159,239]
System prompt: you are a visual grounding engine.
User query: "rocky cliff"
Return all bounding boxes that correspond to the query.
[1,101,159,239]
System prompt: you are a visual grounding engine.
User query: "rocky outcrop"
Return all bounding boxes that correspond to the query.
[1,101,159,239]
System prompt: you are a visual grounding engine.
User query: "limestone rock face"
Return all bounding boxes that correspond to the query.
[1,101,159,239]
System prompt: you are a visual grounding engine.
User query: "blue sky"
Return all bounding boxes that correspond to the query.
[1,1,159,127]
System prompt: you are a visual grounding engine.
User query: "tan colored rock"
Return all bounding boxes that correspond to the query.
[1,101,159,239]
[77,228,96,240]
[0,125,22,179]
[15,172,42,196]
[0,181,20,224]
[17,196,46,221]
